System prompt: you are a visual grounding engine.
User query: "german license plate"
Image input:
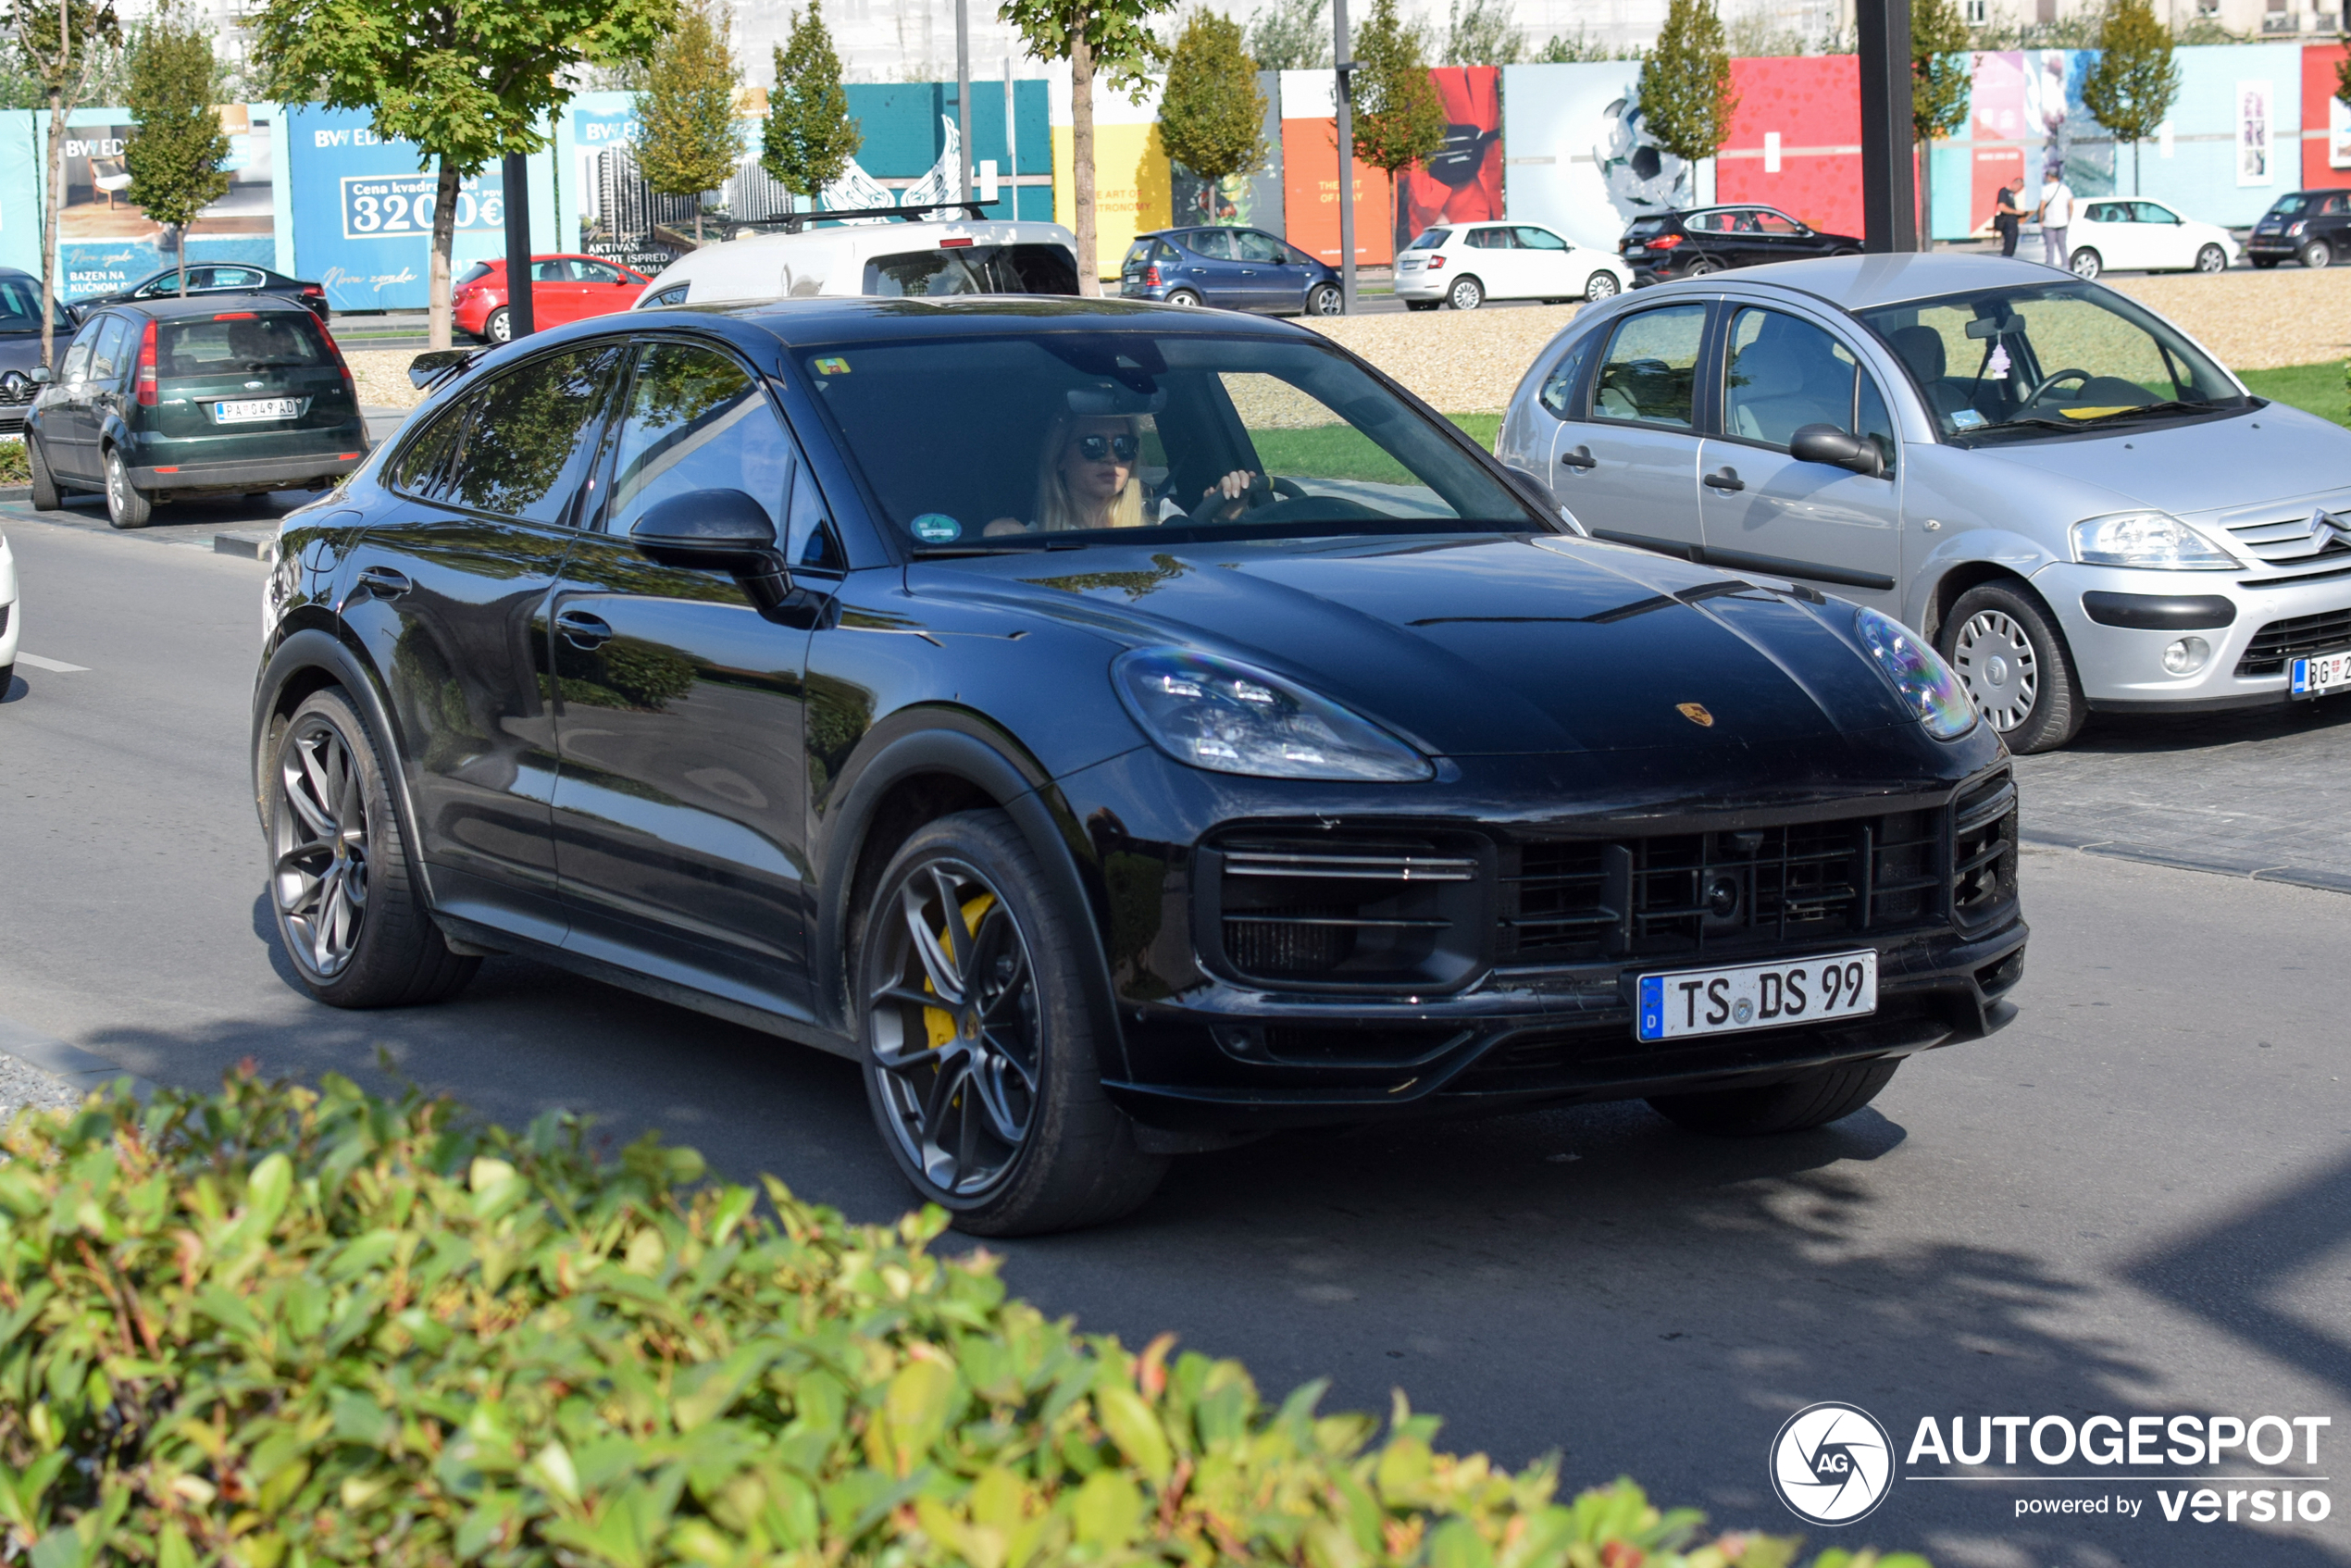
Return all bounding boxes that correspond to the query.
[216,397,300,422]
[2291,650,2351,696]
[1636,950,1877,1042]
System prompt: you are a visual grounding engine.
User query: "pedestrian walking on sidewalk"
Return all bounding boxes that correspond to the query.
[2035,166,2074,268]
[1992,181,2024,258]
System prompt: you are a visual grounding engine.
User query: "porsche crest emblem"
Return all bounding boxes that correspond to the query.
[1677,702,1714,728]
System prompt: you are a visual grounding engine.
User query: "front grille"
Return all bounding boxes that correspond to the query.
[2220,503,2351,585]
[2236,607,2351,676]
[1205,837,1488,989]
[1499,782,2009,966]
[0,378,34,408]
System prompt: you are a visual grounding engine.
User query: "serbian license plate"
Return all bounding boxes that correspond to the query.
[1636,950,1877,1042]
[216,397,300,422]
[2291,650,2351,696]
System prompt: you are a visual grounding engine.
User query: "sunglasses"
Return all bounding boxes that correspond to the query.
[1074,433,1140,463]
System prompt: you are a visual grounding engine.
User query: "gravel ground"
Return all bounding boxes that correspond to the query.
[0,1054,80,1124]
[343,268,2346,418]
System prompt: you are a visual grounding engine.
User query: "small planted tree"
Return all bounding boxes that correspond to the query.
[637,0,744,243]
[1636,0,1736,170]
[762,0,861,227]
[1245,0,1328,70]
[1911,0,1972,250]
[1001,0,1174,294]
[1443,0,1524,66]
[1157,11,1266,225]
[124,7,233,289]
[13,0,121,367]
[1351,0,1445,243]
[2083,0,2181,195]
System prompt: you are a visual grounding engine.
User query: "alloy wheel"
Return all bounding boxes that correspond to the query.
[272,714,371,977]
[2195,244,2227,274]
[2069,249,2101,280]
[1950,608,2040,732]
[1307,283,1342,316]
[867,857,1042,1199]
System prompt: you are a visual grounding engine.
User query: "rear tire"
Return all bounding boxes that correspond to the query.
[1648,1060,1901,1136]
[1684,258,1722,277]
[1163,289,1203,308]
[103,447,151,529]
[1939,579,2084,753]
[2194,243,2228,274]
[2299,241,2332,269]
[856,809,1167,1236]
[1405,299,1440,311]
[1584,270,1621,301]
[487,305,514,342]
[27,435,60,511]
[2068,247,2102,280]
[1447,275,1485,310]
[267,687,479,1008]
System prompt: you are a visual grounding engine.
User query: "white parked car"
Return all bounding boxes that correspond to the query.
[1394,221,1635,311]
[633,218,1083,308]
[0,526,17,695]
[2063,199,2239,280]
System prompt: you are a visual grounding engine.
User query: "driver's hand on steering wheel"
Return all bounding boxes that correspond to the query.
[1201,469,1263,520]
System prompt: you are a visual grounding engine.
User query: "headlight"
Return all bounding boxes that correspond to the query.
[1113,647,1433,781]
[2070,512,2233,570]
[1855,607,1976,740]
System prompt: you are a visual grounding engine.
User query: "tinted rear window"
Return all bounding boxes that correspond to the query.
[456,262,495,285]
[158,313,332,378]
[1624,218,1667,238]
[862,243,1079,298]
[1407,229,1449,250]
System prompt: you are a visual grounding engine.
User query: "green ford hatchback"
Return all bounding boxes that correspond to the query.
[25,292,369,528]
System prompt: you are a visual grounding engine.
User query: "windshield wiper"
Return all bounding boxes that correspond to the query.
[1970,399,2225,437]
[908,537,1090,557]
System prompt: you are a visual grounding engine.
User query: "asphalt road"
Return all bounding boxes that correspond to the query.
[1,513,2345,1568]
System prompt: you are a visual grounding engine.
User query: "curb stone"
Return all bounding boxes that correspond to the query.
[0,1014,155,1102]
[2019,829,2351,899]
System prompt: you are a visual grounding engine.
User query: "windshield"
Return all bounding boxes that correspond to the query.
[2263,192,2341,220]
[0,278,72,333]
[797,330,1545,550]
[1856,280,2246,442]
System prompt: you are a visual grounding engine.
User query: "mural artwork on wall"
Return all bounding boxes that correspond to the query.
[1499,63,1695,255]
[1394,66,1501,251]
[56,107,276,300]
[2236,80,2273,186]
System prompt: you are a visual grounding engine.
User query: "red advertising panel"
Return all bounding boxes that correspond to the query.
[1716,56,1863,237]
[1395,66,1503,250]
[1281,116,1395,267]
[1969,52,2029,239]
[2306,42,2350,189]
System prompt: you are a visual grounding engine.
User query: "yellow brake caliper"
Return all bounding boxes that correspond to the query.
[922,893,999,1052]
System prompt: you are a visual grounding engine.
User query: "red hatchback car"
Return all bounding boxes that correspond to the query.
[453,255,653,342]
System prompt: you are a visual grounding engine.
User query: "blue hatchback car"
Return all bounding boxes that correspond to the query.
[1119,228,1343,316]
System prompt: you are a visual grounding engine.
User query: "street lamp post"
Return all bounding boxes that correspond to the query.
[956,0,974,204]
[502,151,535,339]
[1856,0,1918,253]
[1332,0,1354,314]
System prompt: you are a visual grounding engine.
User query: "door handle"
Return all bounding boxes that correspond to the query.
[355,565,411,599]
[1560,444,1597,471]
[555,608,613,651]
[1703,467,1745,492]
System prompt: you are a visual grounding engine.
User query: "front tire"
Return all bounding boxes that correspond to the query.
[2194,243,2228,274]
[857,809,1166,1236]
[1648,1060,1900,1136]
[1447,275,1485,310]
[1305,282,1342,316]
[1584,270,1621,301]
[267,688,479,1007]
[104,447,151,529]
[2299,241,2332,269]
[2068,246,2102,280]
[27,435,61,511]
[1939,580,2084,753]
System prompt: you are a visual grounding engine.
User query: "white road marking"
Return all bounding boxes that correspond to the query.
[15,653,88,673]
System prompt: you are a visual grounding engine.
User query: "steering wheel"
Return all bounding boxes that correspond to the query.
[2022,367,2094,406]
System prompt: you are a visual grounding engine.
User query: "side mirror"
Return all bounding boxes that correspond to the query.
[29,366,50,384]
[1790,422,1884,477]
[629,488,780,573]
[407,348,478,390]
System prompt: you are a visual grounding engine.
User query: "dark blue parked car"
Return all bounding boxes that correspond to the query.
[1119,227,1342,316]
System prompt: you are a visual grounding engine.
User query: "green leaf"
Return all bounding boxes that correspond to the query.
[1070,1469,1143,1548]
[1091,1381,1172,1485]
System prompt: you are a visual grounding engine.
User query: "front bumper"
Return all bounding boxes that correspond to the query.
[1052,739,2022,1133]
[2034,560,2351,711]
[132,449,368,495]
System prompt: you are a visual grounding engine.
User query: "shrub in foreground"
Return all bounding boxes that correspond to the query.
[0,1071,1928,1568]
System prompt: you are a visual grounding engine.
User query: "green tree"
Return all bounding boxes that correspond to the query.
[1001,0,1174,295]
[2083,0,2181,195]
[255,0,672,351]
[1636,0,1736,167]
[1442,0,1523,65]
[1536,31,1642,60]
[123,8,232,290]
[13,0,120,368]
[1245,0,1327,69]
[1351,0,1445,244]
[636,0,743,243]
[761,0,860,228]
[1157,10,1265,221]
[1911,0,1971,250]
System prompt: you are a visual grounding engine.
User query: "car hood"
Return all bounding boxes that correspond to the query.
[917,532,1922,756]
[1960,406,2351,518]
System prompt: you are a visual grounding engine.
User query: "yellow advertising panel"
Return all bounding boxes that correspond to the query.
[1052,122,1171,279]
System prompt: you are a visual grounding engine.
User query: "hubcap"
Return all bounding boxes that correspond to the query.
[867,859,1041,1199]
[1951,609,2040,732]
[1587,274,1618,299]
[272,716,370,977]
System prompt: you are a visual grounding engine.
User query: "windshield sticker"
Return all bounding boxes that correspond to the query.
[1950,408,1985,429]
[812,356,852,376]
[911,513,962,543]
[1985,345,2012,380]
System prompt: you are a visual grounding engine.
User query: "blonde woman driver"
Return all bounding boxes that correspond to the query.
[985,412,1258,536]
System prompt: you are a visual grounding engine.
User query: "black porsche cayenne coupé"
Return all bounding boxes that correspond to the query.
[253,296,2025,1234]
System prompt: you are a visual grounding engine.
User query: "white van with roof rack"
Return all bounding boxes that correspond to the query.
[632,205,1083,308]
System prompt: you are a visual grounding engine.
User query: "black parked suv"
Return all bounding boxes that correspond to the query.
[2246,188,2349,268]
[252,296,2024,1235]
[1622,205,1863,285]
[26,293,368,528]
